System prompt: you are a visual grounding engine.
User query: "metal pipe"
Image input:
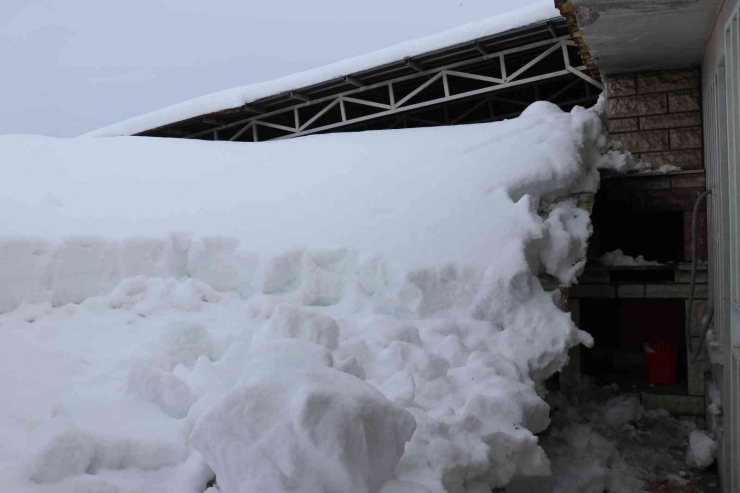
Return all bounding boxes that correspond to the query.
[692,300,714,363]
[686,189,712,359]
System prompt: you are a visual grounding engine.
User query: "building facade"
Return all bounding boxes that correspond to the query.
[565,0,738,489]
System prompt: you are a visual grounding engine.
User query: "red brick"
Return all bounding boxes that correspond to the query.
[640,112,701,130]
[637,70,699,94]
[608,117,639,133]
[670,127,703,149]
[606,74,637,97]
[607,93,668,117]
[637,187,707,211]
[671,172,705,188]
[612,129,669,152]
[668,90,700,112]
[641,150,703,170]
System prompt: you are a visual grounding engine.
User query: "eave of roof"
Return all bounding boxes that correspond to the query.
[565,0,720,75]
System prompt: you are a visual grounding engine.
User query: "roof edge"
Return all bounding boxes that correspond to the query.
[554,0,601,82]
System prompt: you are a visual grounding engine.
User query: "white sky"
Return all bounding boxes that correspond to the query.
[1,0,541,137]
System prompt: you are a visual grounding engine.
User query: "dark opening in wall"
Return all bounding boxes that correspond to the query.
[588,190,685,262]
[580,298,687,388]
[609,268,675,283]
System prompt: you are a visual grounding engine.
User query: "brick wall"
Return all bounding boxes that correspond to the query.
[605,69,703,170]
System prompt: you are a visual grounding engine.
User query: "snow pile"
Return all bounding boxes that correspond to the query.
[598,249,662,267]
[685,430,717,469]
[0,101,608,493]
[82,1,559,137]
[191,340,416,493]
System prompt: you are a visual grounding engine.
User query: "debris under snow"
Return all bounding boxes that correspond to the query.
[598,249,663,267]
[513,384,722,493]
[0,100,610,493]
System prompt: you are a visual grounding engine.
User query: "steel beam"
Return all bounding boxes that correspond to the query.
[182,36,600,142]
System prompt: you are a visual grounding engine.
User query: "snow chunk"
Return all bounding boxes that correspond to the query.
[126,362,195,419]
[599,395,644,428]
[259,303,340,350]
[191,340,416,493]
[539,201,592,285]
[685,430,717,469]
[152,319,221,370]
[23,417,95,484]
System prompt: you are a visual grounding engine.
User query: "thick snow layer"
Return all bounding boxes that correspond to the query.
[1,102,605,312]
[0,101,608,493]
[598,250,662,267]
[81,1,559,137]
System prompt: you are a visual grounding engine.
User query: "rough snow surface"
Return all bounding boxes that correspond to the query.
[0,102,608,493]
[81,1,559,138]
[598,250,662,267]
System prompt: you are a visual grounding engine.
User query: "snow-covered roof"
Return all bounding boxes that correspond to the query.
[82,1,561,138]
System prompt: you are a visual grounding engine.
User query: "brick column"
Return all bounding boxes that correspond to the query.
[605,69,703,170]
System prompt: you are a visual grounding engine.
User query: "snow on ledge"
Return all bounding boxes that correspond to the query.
[80,1,560,138]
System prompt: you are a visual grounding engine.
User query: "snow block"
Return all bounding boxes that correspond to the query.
[685,430,717,469]
[126,362,195,419]
[24,417,94,484]
[152,319,221,370]
[265,303,340,350]
[191,341,416,493]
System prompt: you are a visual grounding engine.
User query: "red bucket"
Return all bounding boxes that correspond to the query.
[644,341,679,385]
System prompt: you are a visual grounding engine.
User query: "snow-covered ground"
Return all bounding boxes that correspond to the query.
[0,100,616,493]
[505,383,720,493]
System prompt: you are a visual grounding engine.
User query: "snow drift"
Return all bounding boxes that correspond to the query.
[0,100,608,493]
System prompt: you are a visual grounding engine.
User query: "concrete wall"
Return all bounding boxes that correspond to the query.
[605,69,703,170]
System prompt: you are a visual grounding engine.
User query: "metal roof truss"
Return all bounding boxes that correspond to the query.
[185,36,602,142]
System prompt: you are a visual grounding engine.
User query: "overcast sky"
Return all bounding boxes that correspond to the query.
[1,0,540,137]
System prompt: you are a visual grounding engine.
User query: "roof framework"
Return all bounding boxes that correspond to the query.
[140,19,601,141]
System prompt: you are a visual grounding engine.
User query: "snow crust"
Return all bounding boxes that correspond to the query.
[81,1,559,138]
[0,101,608,493]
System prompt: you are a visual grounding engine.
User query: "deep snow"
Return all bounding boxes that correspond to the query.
[0,100,612,493]
[81,1,559,138]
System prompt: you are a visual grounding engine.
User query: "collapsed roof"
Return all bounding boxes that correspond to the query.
[83,1,602,142]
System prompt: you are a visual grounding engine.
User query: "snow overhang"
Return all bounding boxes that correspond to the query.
[566,0,721,74]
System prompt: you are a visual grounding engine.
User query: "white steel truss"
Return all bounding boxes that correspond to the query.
[185,36,602,142]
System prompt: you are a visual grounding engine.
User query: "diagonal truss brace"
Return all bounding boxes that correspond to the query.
[188,36,602,142]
